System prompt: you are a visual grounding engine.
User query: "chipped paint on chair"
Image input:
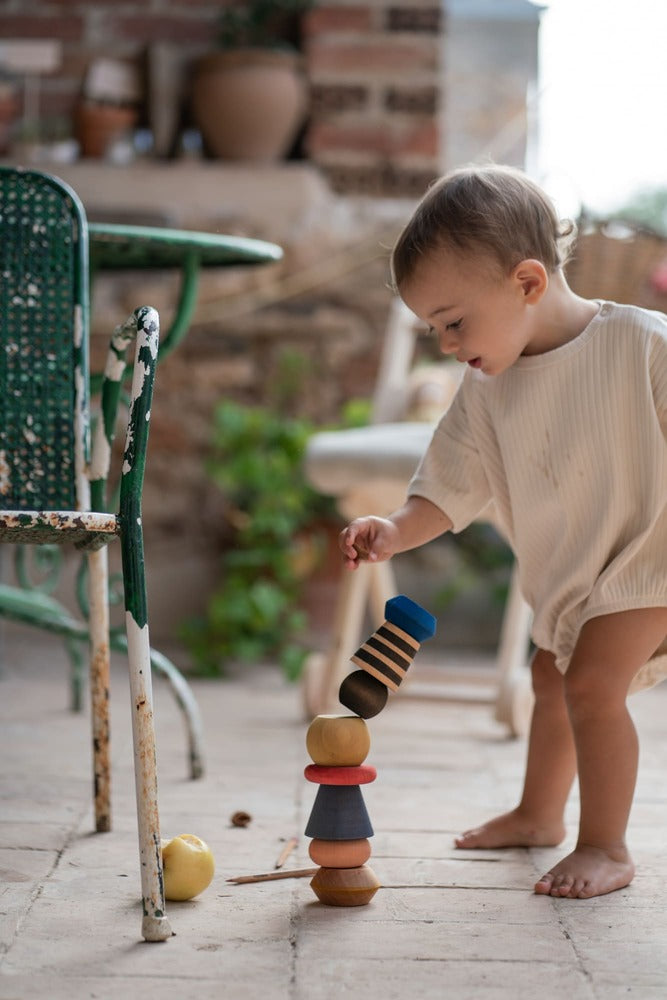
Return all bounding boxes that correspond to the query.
[0,166,175,941]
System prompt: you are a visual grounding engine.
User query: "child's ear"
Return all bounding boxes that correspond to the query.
[512,259,548,303]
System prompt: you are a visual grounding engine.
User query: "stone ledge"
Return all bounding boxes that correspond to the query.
[1,160,333,241]
[1,158,418,244]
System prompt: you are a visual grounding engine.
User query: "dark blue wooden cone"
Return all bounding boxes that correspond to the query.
[305,784,374,840]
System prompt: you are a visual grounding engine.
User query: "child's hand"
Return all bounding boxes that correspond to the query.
[339,517,400,570]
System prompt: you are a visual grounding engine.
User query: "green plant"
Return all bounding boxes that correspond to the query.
[218,0,314,50]
[612,186,667,237]
[181,399,335,680]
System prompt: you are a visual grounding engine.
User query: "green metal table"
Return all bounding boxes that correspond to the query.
[88,221,283,360]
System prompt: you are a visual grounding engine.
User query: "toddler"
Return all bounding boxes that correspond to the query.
[339,164,667,899]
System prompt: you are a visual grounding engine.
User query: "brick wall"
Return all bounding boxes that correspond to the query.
[303,2,441,196]
[0,1,221,127]
[0,1,542,646]
[0,0,442,196]
[0,1,541,195]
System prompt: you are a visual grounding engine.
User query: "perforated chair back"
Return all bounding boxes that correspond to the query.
[0,168,90,511]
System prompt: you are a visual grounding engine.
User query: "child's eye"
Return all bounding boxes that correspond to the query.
[446,318,463,331]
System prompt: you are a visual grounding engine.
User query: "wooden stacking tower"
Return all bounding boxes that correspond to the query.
[304,596,436,906]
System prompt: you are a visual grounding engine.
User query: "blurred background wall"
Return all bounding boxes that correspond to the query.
[0,0,546,654]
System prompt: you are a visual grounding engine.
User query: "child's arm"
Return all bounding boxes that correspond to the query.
[339,495,453,570]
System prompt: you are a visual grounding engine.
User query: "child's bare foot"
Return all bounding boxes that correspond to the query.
[454,808,566,849]
[534,844,635,898]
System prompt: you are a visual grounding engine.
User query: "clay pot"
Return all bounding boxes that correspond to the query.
[74,100,138,159]
[190,48,308,161]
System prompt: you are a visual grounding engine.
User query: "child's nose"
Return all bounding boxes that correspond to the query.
[439,330,459,354]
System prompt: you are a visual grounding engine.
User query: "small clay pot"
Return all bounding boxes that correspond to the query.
[74,100,138,159]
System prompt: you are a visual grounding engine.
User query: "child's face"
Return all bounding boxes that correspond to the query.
[400,247,539,377]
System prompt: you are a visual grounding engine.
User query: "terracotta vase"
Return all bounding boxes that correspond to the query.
[74,100,139,159]
[190,48,308,161]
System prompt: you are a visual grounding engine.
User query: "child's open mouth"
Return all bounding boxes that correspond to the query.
[468,357,482,368]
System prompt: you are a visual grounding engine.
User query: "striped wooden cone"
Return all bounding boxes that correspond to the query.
[349,594,436,694]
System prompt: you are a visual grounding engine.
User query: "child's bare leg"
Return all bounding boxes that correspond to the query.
[455,648,576,848]
[535,607,667,899]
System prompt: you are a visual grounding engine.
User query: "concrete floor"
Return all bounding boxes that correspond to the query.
[1,625,667,999]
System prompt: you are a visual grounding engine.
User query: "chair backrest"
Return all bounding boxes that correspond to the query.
[0,167,90,512]
[370,297,460,426]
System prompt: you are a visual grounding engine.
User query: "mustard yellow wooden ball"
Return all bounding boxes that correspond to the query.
[306,714,370,766]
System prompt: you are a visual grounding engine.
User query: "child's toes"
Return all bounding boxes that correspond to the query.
[572,878,593,899]
[534,872,555,895]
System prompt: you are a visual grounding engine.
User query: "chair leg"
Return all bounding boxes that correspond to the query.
[88,547,111,833]
[124,605,172,941]
[110,633,206,781]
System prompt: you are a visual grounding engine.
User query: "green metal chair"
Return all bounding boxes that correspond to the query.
[0,166,176,941]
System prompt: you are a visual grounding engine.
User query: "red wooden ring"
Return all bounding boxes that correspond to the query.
[304,763,377,785]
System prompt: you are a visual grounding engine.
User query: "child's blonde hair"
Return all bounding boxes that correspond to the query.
[391,164,576,289]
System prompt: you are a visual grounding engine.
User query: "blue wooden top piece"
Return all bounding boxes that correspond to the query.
[385,595,436,642]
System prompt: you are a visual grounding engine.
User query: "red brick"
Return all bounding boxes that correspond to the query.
[307,37,437,75]
[310,83,369,114]
[308,119,439,158]
[104,15,215,44]
[40,88,79,122]
[321,161,438,197]
[304,6,375,37]
[0,16,84,41]
[49,0,120,5]
[162,1,223,7]
[386,6,441,33]
[385,85,438,114]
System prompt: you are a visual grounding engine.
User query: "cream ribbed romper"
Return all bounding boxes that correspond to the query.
[408,301,667,690]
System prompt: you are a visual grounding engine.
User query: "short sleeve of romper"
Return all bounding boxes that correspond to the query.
[408,302,667,691]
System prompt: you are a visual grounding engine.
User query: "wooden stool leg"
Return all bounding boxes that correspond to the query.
[493,563,534,737]
[367,559,397,623]
[88,547,111,833]
[303,563,373,717]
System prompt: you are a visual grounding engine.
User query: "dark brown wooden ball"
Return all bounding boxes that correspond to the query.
[338,669,389,718]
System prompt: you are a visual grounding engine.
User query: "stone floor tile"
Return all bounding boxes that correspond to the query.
[293,957,596,1000]
[2,627,667,999]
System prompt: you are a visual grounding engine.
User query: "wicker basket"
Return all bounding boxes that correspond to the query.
[565,217,667,311]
